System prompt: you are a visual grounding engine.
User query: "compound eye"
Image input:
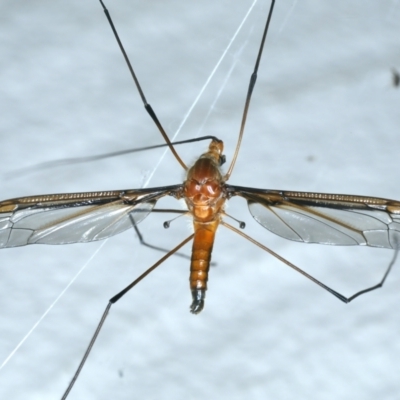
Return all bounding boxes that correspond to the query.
[219,154,226,166]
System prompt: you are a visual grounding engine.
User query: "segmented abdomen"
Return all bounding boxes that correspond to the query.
[189,219,219,314]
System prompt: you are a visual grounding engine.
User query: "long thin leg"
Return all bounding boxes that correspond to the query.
[132,223,217,267]
[61,233,194,399]
[11,136,221,177]
[131,215,191,261]
[392,68,400,87]
[221,221,396,303]
[225,0,276,180]
[130,212,217,266]
[99,0,187,170]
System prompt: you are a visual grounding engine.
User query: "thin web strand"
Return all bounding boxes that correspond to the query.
[143,0,258,188]
[196,43,245,138]
[278,0,298,33]
[1,0,259,369]
[0,240,108,369]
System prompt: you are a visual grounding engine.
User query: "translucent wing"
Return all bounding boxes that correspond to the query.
[227,185,400,249]
[0,185,181,247]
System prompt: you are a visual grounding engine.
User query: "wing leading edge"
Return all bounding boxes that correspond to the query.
[0,185,181,247]
[226,185,400,249]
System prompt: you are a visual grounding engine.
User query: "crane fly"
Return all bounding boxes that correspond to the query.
[1,1,399,398]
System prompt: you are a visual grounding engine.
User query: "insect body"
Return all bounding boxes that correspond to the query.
[1,1,399,398]
[1,134,400,312]
[183,139,225,313]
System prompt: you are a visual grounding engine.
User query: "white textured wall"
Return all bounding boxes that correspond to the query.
[0,1,399,399]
